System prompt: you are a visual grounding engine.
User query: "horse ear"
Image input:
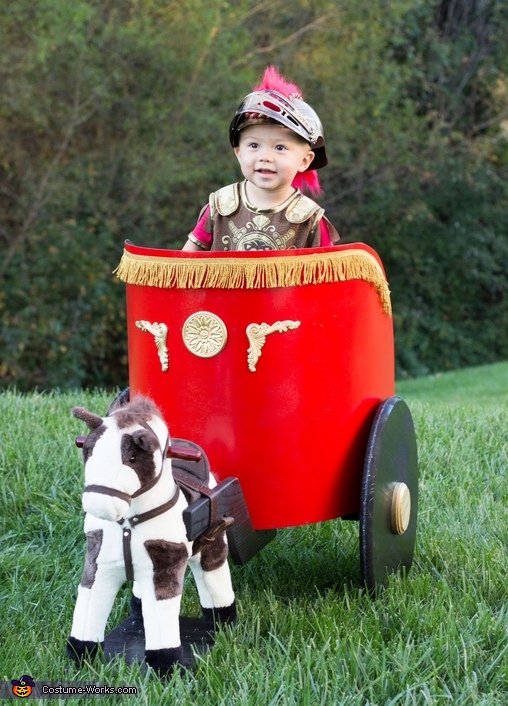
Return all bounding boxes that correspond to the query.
[131,428,160,453]
[72,407,103,429]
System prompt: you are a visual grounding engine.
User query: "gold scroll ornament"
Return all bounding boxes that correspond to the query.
[135,320,169,372]
[246,320,301,372]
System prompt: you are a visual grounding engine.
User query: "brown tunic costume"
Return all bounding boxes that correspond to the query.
[188,181,339,251]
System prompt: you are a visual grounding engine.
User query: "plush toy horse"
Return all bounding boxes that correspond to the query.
[66,396,236,675]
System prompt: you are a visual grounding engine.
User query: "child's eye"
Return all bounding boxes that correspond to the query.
[275,144,287,151]
[248,142,259,149]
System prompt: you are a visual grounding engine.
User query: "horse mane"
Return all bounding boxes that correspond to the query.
[112,396,161,430]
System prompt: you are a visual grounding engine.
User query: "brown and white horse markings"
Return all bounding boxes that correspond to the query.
[66,396,236,676]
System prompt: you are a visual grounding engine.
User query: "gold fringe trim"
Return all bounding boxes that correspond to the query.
[115,249,392,316]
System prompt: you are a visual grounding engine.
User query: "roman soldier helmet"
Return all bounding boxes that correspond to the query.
[229,89,327,170]
[229,67,328,194]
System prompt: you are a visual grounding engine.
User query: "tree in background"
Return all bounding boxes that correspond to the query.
[1,0,507,389]
[0,0,252,388]
[337,0,508,376]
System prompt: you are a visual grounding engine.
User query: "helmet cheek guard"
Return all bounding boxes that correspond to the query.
[229,90,327,170]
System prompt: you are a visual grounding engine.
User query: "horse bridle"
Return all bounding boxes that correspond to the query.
[82,423,173,514]
[83,466,169,507]
[82,426,181,582]
[77,423,203,512]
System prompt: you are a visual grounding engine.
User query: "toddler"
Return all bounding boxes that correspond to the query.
[183,66,339,252]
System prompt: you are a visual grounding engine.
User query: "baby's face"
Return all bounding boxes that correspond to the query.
[234,124,314,196]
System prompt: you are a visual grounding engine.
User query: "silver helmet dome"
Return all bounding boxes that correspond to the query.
[229,89,327,170]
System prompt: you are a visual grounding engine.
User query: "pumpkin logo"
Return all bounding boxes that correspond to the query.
[11,676,34,698]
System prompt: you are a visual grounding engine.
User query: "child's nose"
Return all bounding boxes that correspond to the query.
[259,149,274,161]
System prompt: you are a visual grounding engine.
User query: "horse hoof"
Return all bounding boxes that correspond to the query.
[202,601,237,631]
[145,646,185,677]
[66,636,103,665]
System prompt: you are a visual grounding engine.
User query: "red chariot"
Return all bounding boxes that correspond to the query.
[115,241,418,592]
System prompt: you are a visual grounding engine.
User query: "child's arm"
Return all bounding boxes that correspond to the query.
[182,206,212,251]
[320,217,340,245]
[182,238,203,252]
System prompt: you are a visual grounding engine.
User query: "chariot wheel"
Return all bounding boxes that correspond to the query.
[360,396,418,592]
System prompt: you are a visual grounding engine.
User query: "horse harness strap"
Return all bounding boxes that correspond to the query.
[169,439,234,544]
[86,434,231,581]
[173,469,218,518]
[120,485,181,583]
[84,484,131,504]
[119,470,234,582]
[173,468,235,550]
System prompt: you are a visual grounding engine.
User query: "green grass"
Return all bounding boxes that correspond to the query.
[1,365,508,705]
[396,360,508,405]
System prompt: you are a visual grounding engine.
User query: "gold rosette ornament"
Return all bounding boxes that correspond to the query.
[182,312,228,358]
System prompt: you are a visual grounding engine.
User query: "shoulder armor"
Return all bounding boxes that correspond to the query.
[209,183,240,218]
[286,194,323,224]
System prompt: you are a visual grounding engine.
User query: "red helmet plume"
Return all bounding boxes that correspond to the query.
[252,65,304,99]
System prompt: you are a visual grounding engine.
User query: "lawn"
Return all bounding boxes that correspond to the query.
[396,360,508,405]
[1,363,507,704]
